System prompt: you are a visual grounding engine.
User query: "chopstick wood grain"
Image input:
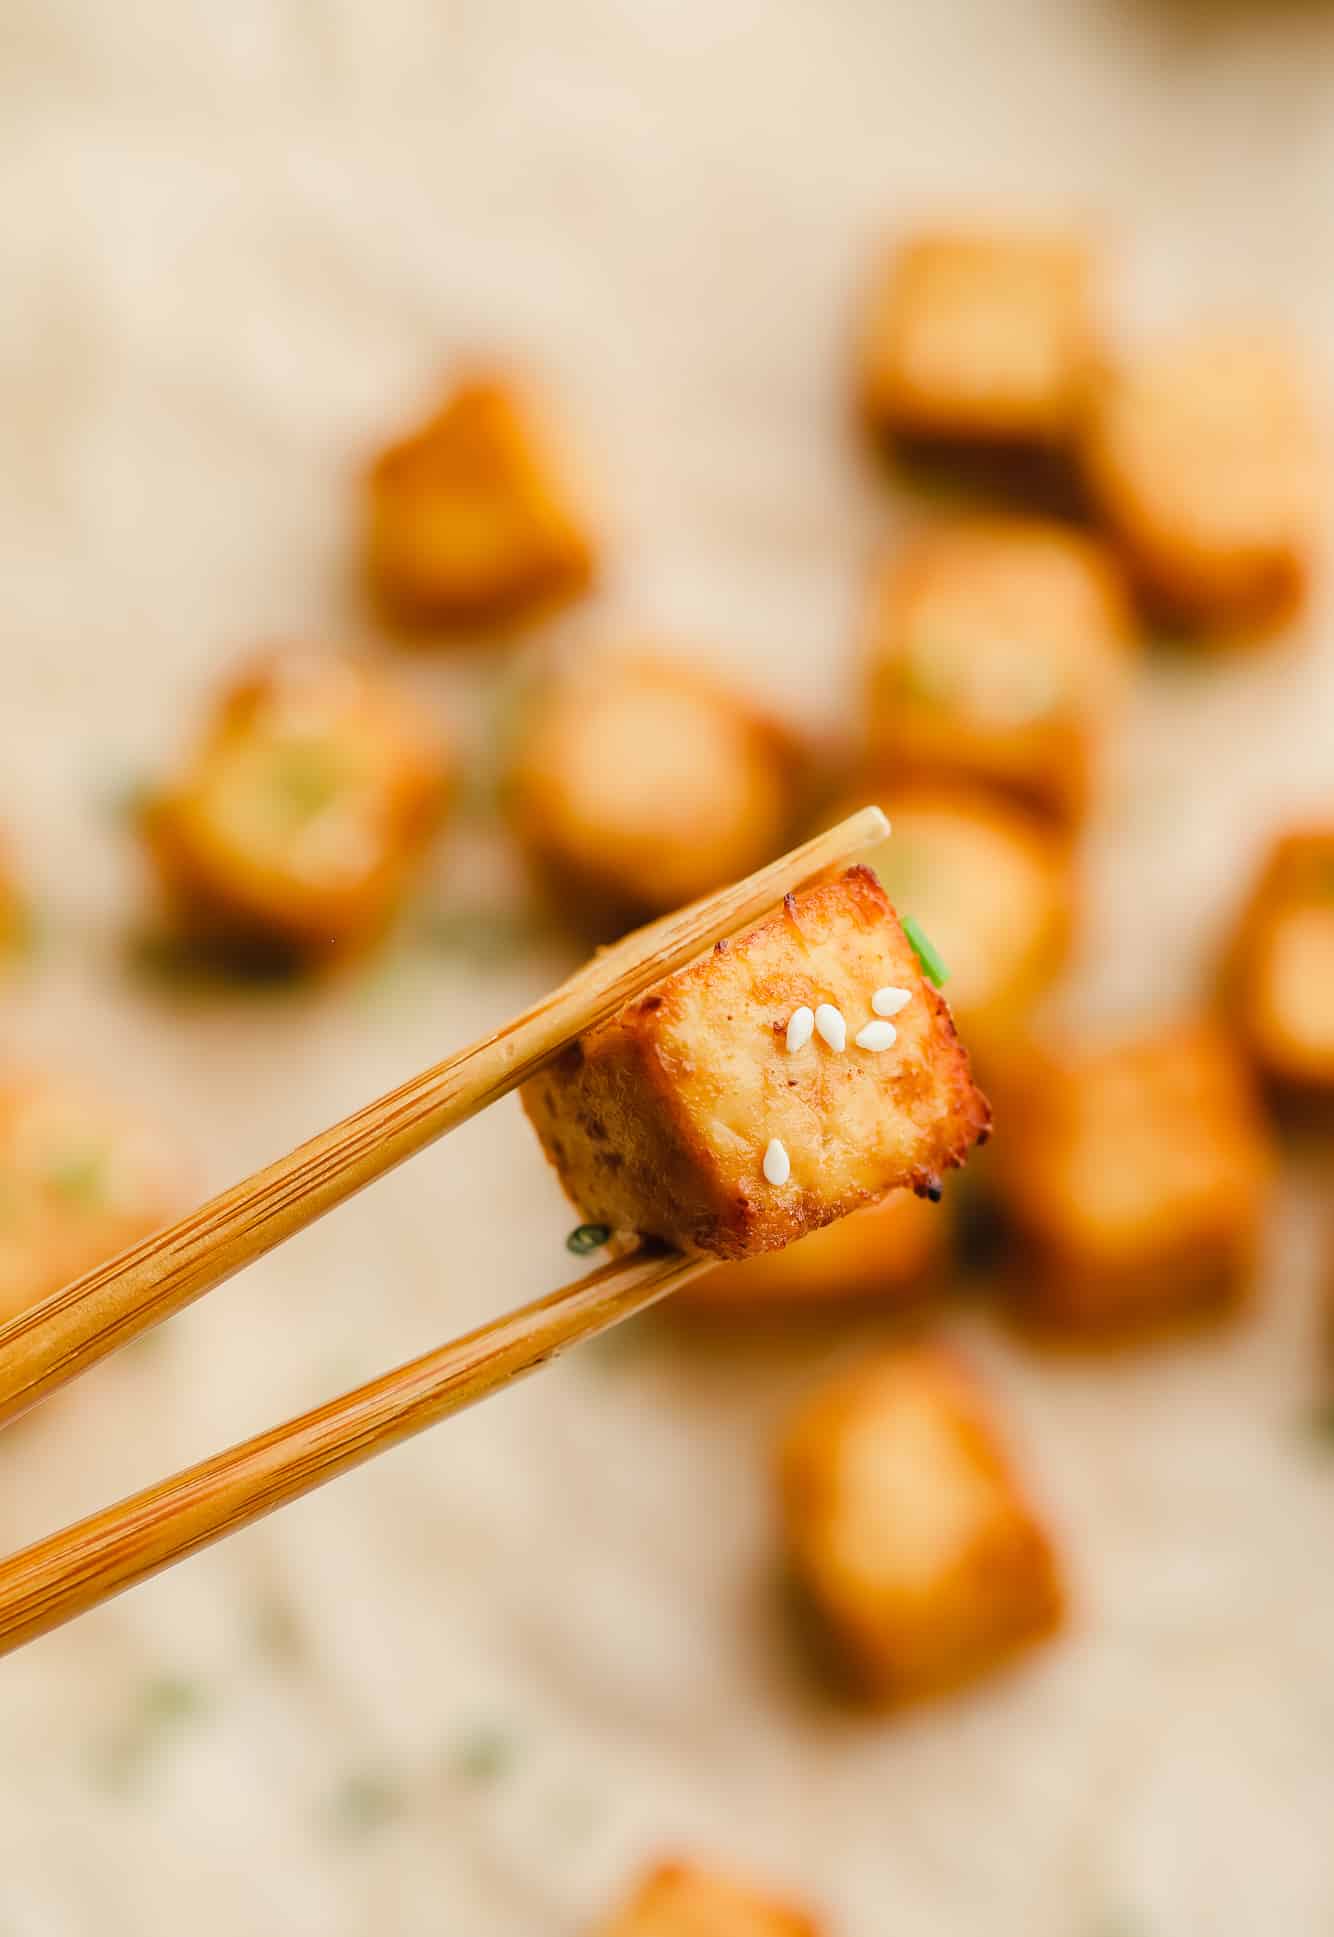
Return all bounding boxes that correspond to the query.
[0,807,887,1431]
[0,1243,711,1658]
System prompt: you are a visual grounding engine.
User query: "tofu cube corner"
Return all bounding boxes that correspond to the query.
[522,867,990,1260]
[591,1860,823,1937]
[994,1023,1274,1330]
[779,1347,1063,1703]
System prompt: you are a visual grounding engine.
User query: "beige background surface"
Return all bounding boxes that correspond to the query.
[2,1,1334,1931]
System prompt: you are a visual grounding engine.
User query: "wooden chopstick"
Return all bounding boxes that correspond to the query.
[0,806,886,1431]
[0,1243,713,1658]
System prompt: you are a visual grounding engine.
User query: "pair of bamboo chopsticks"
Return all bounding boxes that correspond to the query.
[0,807,888,1657]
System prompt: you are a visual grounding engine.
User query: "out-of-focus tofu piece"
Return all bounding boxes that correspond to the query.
[994,1023,1274,1331]
[1081,328,1318,633]
[0,1073,183,1320]
[779,1347,1063,1703]
[864,519,1134,823]
[1224,827,1334,1098]
[145,649,450,965]
[859,230,1095,449]
[825,784,1074,1071]
[367,375,595,630]
[591,1860,823,1937]
[681,1187,945,1313]
[507,653,800,936]
[522,868,989,1260]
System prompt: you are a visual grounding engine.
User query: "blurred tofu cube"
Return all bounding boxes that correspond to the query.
[864,519,1134,823]
[367,375,595,629]
[1224,827,1334,1099]
[827,784,1074,1072]
[522,867,989,1259]
[859,230,1095,449]
[1082,329,1318,633]
[779,1347,1063,1703]
[682,1187,946,1313]
[507,653,800,936]
[592,1860,822,1937]
[0,1073,183,1320]
[146,649,450,964]
[995,1023,1274,1330]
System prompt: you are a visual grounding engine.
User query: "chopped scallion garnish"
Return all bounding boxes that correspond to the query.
[566,1223,611,1256]
[903,916,948,988]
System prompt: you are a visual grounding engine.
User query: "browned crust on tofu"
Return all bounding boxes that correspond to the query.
[992,1022,1274,1333]
[1222,825,1334,1100]
[862,518,1136,825]
[858,229,1095,450]
[778,1347,1064,1705]
[366,373,595,632]
[506,651,804,938]
[1080,329,1318,636]
[593,1859,825,1937]
[522,867,989,1260]
[680,1187,947,1313]
[144,648,450,964]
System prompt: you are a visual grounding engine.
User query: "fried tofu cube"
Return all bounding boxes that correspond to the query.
[145,649,450,964]
[592,1860,822,1937]
[859,229,1095,449]
[779,1347,1063,1703]
[0,1073,183,1320]
[367,375,594,629]
[994,1024,1274,1330]
[1224,827,1334,1098]
[681,1187,946,1313]
[522,867,989,1260]
[824,784,1074,1072]
[507,652,800,936]
[864,519,1135,824]
[1081,328,1318,633]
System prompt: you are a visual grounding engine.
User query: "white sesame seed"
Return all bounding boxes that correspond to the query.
[814,1003,847,1052]
[872,986,912,1018]
[763,1137,791,1187]
[855,1019,898,1052]
[785,1006,815,1053]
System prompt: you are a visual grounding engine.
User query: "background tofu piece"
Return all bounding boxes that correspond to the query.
[859,230,1095,448]
[591,1859,823,1937]
[825,784,1074,1074]
[1224,826,1334,1098]
[779,1348,1063,1704]
[367,375,595,629]
[1081,328,1318,633]
[522,868,989,1259]
[507,653,801,937]
[994,1023,1274,1331]
[864,519,1135,824]
[146,649,450,964]
[0,1073,184,1321]
[680,1186,946,1313]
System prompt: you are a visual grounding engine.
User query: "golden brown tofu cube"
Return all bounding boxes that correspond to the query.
[1224,827,1334,1099]
[592,1860,822,1937]
[1081,328,1318,633]
[523,868,989,1260]
[682,1187,945,1314]
[145,649,450,964]
[779,1347,1063,1703]
[864,519,1135,824]
[824,784,1074,1073]
[994,1024,1274,1331]
[367,375,594,629]
[859,230,1095,449]
[0,1073,183,1320]
[507,652,800,936]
